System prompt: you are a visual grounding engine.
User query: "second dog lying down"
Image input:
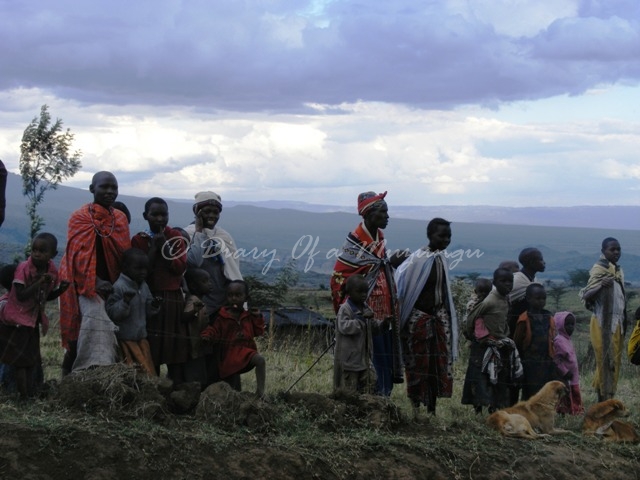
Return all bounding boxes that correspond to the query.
[487,380,569,439]
[583,399,640,443]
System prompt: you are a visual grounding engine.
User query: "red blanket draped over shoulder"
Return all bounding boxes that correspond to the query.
[58,203,131,348]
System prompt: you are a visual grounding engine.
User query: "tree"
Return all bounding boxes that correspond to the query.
[20,105,82,250]
[545,280,568,311]
[450,277,473,321]
[465,272,482,282]
[567,268,590,288]
[245,260,299,308]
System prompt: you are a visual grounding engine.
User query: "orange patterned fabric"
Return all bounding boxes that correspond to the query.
[58,203,130,348]
[330,223,389,313]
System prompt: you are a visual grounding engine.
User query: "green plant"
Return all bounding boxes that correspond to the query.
[19,104,82,255]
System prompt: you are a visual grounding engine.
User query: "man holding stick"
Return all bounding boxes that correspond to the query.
[580,237,626,401]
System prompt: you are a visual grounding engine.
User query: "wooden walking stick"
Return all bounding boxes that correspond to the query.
[601,284,614,400]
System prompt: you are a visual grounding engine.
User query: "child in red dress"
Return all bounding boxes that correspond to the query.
[200,280,266,398]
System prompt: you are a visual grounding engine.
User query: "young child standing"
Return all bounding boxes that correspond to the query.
[182,268,214,388]
[200,280,266,398]
[106,248,161,376]
[131,197,189,382]
[334,275,388,395]
[513,283,557,400]
[553,311,584,415]
[0,233,69,398]
[461,268,519,413]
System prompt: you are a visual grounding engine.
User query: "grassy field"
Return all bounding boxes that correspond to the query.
[32,282,640,403]
[2,284,640,479]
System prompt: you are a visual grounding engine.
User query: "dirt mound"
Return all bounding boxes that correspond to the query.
[34,367,640,479]
[3,373,640,479]
[51,364,404,434]
[54,364,170,418]
[196,385,406,432]
[196,381,277,430]
[283,390,405,430]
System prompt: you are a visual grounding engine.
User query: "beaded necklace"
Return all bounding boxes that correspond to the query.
[89,203,115,238]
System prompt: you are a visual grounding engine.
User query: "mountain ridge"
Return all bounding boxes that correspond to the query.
[3,173,640,281]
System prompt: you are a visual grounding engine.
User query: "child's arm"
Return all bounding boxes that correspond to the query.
[186,216,210,268]
[162,230,188,275]
[105,286,134,323]
[47,280,70,301]
[201,316,223,342]
[336,308,364,336]
[581,275,615,302]
[14,274,52,303]
[512,317,527,351]
[249,308,265,337]
[553,335,574,381]
[147,232,164,269]
[553,346,572,380]
[145,289,162,319]
[370,314,392,334]
[183,296,206,322]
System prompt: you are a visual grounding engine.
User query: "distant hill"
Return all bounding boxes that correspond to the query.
[3,172,640,282]
[219,201,640,231]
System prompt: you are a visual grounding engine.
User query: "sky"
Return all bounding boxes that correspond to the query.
[1,0,640,208]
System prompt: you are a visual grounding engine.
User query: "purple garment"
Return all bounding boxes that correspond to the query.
[553,311,580,386]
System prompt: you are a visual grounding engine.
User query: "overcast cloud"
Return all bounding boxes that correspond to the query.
[0,0,639,208]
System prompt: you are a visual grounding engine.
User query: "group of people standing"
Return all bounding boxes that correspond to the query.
[0,171,266,399]
[0,174,630,414]
[331,191,459,416]
[331,191,628,418]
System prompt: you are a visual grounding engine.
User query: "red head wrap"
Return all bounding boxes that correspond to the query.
[357,191,387,217]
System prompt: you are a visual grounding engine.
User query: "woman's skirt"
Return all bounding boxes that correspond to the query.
[403,307,453,406]
[147,290,189,367]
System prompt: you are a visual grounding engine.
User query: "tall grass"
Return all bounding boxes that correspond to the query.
[2,287,640,480]
[33,285,640,420]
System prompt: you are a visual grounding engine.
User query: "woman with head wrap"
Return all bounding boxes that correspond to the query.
[330,191,403,396]
[184,191,242,387]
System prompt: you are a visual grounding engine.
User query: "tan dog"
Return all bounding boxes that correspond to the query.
[487,380,569,439]
[583,399,640,443]
[486,411,547,439]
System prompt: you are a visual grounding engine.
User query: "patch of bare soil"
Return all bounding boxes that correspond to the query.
[1,365,639,480]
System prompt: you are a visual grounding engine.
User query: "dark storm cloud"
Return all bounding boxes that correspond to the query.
[0,0,639,111]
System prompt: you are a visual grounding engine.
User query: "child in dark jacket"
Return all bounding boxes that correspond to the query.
[106,248,161,376]
[513,283,557,400]
[200,280,266,398]
[334,275,389,394]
